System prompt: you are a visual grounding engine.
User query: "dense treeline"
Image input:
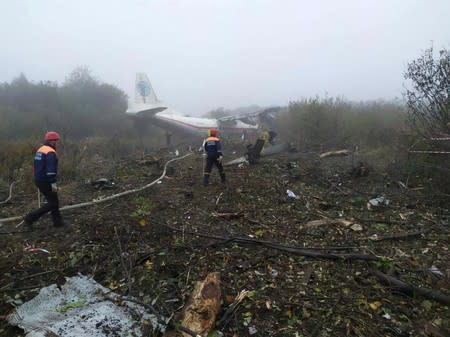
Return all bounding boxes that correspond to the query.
[278,97,407,149]
[0,67,129,140]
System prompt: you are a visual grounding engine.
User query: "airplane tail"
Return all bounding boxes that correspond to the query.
[135,73,159,105]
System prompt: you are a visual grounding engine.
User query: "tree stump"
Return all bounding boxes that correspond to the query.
[164,272,221,337]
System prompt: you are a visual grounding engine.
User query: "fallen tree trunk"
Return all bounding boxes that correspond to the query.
[370,268,450,305]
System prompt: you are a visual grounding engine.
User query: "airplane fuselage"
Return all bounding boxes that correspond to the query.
[126,72,260,138]
[128,107,258,137]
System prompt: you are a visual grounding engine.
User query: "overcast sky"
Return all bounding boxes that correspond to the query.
[0,0,449,115]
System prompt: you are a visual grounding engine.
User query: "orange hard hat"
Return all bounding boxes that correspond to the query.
[44,131,60,141]
[209,128,217,137]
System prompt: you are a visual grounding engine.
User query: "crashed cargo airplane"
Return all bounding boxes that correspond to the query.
[125,73,279,137]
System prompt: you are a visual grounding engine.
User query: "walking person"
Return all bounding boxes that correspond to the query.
[24,131,66,229]
[203,128,226,186]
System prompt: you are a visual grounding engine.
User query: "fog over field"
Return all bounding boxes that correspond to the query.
[0,0,449,115]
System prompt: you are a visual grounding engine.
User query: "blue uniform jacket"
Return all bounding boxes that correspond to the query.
[204,136,223,159]
[34,144,58,183]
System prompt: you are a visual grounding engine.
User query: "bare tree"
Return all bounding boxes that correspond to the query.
[404,46,450,137]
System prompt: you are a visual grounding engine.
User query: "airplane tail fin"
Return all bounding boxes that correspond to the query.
[135,73,159,105]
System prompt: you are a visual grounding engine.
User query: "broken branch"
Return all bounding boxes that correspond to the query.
[164,222,379,261]
[370,268,450,305]
[368,229,431,241]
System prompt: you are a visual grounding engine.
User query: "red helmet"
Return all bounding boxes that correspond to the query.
[44,131,60,141]
[209,128,217,137]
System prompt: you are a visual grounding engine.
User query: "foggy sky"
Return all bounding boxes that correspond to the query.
[0,0,449,116]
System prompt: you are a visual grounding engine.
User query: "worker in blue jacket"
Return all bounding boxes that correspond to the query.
[24,131,66,229]
[203,128,226,186]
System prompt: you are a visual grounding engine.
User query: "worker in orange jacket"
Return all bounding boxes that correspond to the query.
[203,128,226,186]
[24,131,66,229]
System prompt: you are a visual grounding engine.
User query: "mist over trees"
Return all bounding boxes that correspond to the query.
[404,47,450,137]
[277,97,406,149]
[1,47,448,150]
[0,66,129,140]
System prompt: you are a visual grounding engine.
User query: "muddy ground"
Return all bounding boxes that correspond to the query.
[0,147,449,337]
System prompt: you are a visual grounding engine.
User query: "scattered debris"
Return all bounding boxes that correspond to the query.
[350,223,363,231]
[286,189,300,199]
[286,162,298,169]
[368,229,430,241]
[1,149,448,337]
[91,178,115,190]
[367,196,390,210]
[397,181,408,189]
[24,245,50,254]
[7,274,162,337]
[319,149,351,158]
[429,265,444,278]
[351,161,370,177]
[303,218,363,231]
[248,326,258,335]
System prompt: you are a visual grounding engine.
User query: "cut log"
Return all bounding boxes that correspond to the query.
[164,272,222,337]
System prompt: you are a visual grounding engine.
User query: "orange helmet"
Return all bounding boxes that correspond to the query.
[209,128,217,137]
[44,131,60,141]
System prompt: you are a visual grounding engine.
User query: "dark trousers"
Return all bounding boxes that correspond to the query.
[203,157,226,185]
[25,181,64,226]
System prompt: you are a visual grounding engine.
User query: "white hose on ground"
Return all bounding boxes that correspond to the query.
[0,181,16,205]
[0,153,193,224]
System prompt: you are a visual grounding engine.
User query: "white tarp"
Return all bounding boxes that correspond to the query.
[7,274,163,337]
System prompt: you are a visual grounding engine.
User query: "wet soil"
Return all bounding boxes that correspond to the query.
[0,149,449,337]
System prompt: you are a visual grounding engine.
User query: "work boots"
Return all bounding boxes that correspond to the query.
[53,221,66,228]
[23,217,34,230]
[203,174,226,185]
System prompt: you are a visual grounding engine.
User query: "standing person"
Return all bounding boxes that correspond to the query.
[246,143,257,165]
[268,130,277,145]
[203,128,226,186]
[165,131,172,149]
[260,129,270,145]
[24,131,66,229]
[241,129,248,143]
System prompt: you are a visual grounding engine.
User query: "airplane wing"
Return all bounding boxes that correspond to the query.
[217,106,282,125]
[126,104,167,115]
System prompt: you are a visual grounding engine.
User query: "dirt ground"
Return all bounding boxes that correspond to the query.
[0,147,449,337]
